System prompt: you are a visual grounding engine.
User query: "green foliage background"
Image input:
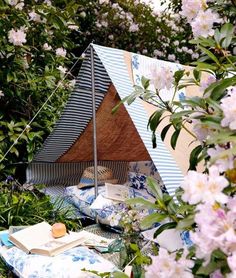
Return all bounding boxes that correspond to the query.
[0,0,196,182]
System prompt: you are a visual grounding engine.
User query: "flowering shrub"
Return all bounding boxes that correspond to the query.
[0,0,199,182]
[0,0,80,180]
[115,0,236,277]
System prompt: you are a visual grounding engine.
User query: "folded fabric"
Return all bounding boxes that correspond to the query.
[0,245,117,278]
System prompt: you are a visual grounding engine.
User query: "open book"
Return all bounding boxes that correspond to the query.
[9,222,114,256]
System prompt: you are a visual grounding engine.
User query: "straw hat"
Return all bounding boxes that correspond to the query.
[77,166,118,189]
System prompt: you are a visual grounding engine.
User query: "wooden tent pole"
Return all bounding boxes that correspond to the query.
[91,44,98,198]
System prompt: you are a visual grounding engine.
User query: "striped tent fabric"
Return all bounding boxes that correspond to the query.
[33,47,111,162]
[92,44,184,196]
[27,43,184,196]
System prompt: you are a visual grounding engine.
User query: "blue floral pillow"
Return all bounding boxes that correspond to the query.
[128,172,147,190]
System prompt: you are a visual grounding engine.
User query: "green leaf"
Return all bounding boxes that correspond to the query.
[148,110,164,132]
[198,45,220,65]
[174,69,185,84]
[195,62,218,71]
[141,213,168,229]
[170,110,194,120]
[153,222,177,238]
[126,197,157,209]
[112,271,129,278]
[220,23,234,48]
[170,128,180,150]
[141,76,150,89]
[146,176,163,200]
[210,76,236,100]
[176,215,195,230]
[160,124,172,141]
[189,145,203,170]
[193,69,201,82]
[112,96,129,114]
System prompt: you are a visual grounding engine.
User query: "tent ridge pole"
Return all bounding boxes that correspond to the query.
[91,44,98,198]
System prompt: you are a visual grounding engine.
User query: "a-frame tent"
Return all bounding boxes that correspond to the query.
[26,44,198,196]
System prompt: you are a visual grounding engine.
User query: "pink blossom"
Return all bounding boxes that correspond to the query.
[145,248,194,278]
[8,28,26,46]
[227,253,236,274]
[56,48,67,57]
[191,9,221,38]
[207,145,234,172]
[180,0,203,23]
[221,87,236,130]
[180,171,208,204]
[180,166,228,205]
[148,65,174,91]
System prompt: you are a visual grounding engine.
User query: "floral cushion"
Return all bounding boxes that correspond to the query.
[128,172,147,190]
[65,186,106,218]
[128,161,168,193]
[90,187,155,226]
[0,245,116,278]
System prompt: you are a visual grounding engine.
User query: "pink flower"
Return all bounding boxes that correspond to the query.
[207,145,234,172]
[221,87,236,130]
[8,28,26,46]
[191,9,221,38]
[145,248,194,278]
[56,48,67,57]
[180,166,228,205]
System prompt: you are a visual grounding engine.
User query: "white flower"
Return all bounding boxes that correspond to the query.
[68,24,79,30]
[181,166,228,205]
[44,0,51,5]
[56,47,67,57]
[153,49,164,57]
[181,170,208,204]
[207,145,234,172]
[99,0,109,4]
[8,28,27,46]
[205,166,229,204]
[43,43,52,51]
[145,248,194,278]
[57,66,67,74]
[108,213,121,226]
[0,90,4,98]
[168,54,176,61]
[149,65,174,91]
[129,23,139,32]
[191,53,199,60]
[29,11,41,22]
[191,9,221,38]
[221,87,236,130]
[80,11,86,18]
[9,0,24,10]
[69,79,76,88]
[108,34,114,40]
[180,0,203,23]
[173,40,179,46]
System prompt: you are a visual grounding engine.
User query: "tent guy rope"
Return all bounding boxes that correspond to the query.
[0,56,82,164]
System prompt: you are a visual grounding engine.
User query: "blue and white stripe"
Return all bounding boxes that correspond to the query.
[28,44,183,195]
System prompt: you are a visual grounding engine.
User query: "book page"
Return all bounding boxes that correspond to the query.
[9,222,53,253]
[105,183,130,202]
[31,231,85,256]
[77,230,114,247]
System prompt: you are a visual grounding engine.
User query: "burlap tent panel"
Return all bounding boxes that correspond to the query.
[58,84,151,162]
